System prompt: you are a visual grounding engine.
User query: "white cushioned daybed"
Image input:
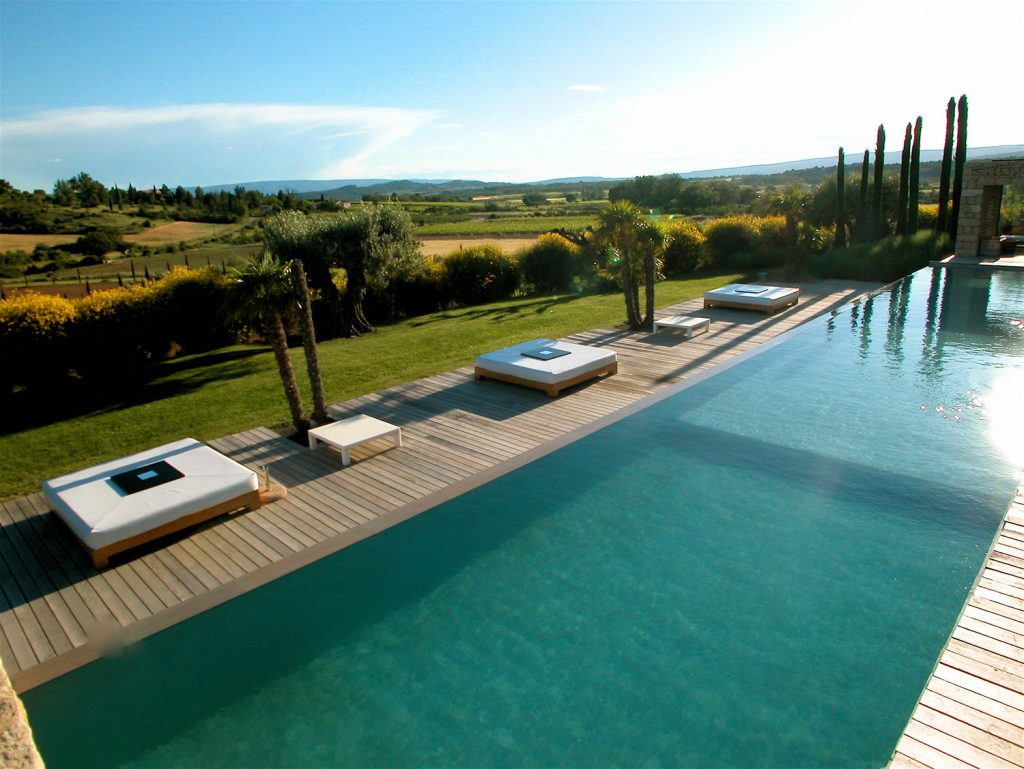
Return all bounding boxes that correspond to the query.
[474,338,617,397]
[703,284,800,315]
[42,438,261,568]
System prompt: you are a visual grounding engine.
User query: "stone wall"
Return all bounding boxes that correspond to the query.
[1,660,44,769]
[954,159,1024,257]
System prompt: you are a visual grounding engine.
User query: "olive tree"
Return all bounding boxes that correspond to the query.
[315,204,419,336]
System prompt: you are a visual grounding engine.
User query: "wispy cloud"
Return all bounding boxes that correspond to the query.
[1,103,441,187]
[566,84,607,93]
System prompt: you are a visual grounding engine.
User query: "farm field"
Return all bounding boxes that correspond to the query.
[0,220,240,254]
[123,220,236,244]
[0,233,78,251]
[418,236,538,256]
[417,214,595,236]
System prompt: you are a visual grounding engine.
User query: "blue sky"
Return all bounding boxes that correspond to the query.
[1,0,1020,191]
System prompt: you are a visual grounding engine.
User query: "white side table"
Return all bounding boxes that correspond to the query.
[653,315,711,338]
[308,414,403,466]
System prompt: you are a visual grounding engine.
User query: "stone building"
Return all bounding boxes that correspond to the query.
[954,158,1024,257]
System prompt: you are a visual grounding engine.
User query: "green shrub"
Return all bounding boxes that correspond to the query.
[365,255,448,321]
[700,216,763,269]
[518,234,586,292]
[809,231,951,283]
[757,216,788,251]
[662,219,705,273]
[75,228,126,258]
[442,245,522,305]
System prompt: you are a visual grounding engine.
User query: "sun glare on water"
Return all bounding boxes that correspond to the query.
[985,370,1024,467]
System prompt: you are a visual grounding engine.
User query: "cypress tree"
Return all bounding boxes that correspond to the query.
[950,94,968,243]
[872,125,886,239]
[835,147,847,248]
[859,150,870,242]
[937,98,955,233]
[897,123,911,235]
[909,116,922,234]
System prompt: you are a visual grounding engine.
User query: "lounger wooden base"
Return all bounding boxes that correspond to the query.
[703,296,798,315]
[475,361,618,397]
[72,489,262,568]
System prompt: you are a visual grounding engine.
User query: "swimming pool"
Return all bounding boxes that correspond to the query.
[23,267,1024,768]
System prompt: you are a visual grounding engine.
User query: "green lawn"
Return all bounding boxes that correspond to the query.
[0,272,741,500]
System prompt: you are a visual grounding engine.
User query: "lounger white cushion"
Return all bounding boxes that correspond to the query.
[474,338,617,397]
[43,438,260,566]
[703,284,800,314]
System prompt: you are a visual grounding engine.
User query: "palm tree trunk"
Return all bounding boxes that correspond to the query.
[621,263,641,329]
[642,252,656,331]
[269,311,309,433]
[292,260,327,425]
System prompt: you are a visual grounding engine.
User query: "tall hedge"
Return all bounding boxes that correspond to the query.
[0,293,77,391]
[0,267,235,393]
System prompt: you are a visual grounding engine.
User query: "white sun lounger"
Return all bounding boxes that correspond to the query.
[42,438,261,568]
[703,284,800,315]
[474,338,618,397]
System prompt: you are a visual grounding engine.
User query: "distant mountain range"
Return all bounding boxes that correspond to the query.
[679,145,1023,179]
[204,145,1022,197]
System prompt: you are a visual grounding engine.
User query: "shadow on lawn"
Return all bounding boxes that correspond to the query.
[407,293,582,328]
[0,347,265,436]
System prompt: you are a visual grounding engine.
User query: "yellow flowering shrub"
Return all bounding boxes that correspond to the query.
[0,267,234,392]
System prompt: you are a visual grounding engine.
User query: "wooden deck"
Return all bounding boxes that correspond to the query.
[1,277,1020,767]
[889,487,1024,769]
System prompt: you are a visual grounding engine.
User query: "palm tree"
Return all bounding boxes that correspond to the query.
[594,201,665,331]
[226,253,309,433]
[290,258,328,425]
[261,211,328,425]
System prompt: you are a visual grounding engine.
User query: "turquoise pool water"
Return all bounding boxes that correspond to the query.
[24,267,1024,768]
